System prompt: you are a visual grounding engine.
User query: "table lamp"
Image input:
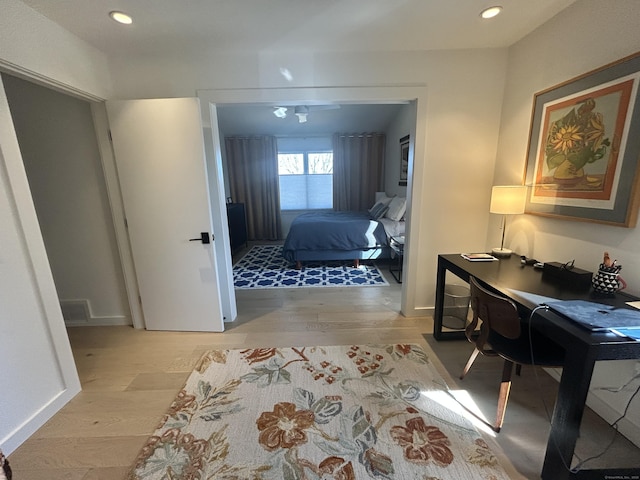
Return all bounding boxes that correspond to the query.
[489,185,527,257]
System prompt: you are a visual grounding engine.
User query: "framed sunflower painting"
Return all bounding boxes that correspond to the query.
[523,51,640,227]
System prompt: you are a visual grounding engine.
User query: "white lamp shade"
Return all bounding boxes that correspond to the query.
[489,185,527,215]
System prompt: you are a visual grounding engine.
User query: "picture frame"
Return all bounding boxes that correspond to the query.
[523,51,640,227]
[399,134,409,186]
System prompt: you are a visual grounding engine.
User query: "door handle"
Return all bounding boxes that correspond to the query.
[189,232,212,244]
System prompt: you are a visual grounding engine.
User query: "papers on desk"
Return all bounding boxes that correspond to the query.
[610,327,640,341]
[506,292,640,337]
[461,253,498,262]
[545,300,640,332]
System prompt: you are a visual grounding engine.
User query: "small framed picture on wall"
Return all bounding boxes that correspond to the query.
[399,135,409,186]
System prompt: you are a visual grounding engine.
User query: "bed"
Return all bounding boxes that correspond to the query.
[282,194,406,268]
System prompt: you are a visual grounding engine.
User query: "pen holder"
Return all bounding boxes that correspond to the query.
[592,263,626,295]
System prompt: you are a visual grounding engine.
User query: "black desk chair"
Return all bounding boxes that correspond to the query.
[459,276,565,432]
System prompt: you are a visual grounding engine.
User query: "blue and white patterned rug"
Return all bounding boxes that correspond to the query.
[233,245,389,289]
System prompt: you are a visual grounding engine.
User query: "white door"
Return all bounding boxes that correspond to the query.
[106,98,224,332]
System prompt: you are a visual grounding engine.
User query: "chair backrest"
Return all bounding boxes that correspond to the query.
[467,277,521,349]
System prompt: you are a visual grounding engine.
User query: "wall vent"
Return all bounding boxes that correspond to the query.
[60,299,90,324]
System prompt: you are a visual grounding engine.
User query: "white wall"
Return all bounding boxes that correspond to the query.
[383,102,414,198]
[494,1,640,292]
[113,48,509,313]
[494,0,640,446]
[0,0,112,100]
[3,73,130,325]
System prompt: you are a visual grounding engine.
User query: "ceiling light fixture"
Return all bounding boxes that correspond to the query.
[294,106,309,123]
[480,6,502,19]
[109,11,133,25]
[273,107,288,118]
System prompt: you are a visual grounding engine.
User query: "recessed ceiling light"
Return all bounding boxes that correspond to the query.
[480,6,502,19]
[109,11,133,25]
[273,107,288,119]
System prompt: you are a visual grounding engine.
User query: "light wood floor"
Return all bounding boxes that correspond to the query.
[8,255,640,479]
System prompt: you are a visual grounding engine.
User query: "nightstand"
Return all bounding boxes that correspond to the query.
[389,235,404,283]
[226,203,247,252]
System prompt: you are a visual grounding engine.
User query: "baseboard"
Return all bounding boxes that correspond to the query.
[65,316,131,327]
[0,384,80,455]
[61,299,131,327]
[586,388,640,447]
[544,367,640,448]
[405,306,434,317]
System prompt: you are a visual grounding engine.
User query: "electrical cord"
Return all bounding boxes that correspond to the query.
[526,305,561,441]
[527,304,640,474]
[571,381,640,472]
[595,371,640,393]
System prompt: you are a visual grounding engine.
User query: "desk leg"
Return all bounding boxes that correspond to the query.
[433,257,446,340]
[542,346,595,479]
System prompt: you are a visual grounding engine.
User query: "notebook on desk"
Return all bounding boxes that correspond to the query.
[544,299,640,332]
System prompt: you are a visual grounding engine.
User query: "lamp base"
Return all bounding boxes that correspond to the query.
[492,247,513,258]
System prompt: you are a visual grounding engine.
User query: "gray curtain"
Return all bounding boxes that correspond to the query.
[332,132,386,211]
[225,135,282,240]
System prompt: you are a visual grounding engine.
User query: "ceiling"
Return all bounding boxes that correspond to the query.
[217,103,408,136]
[17,0,577,134]
[20,0,577,57]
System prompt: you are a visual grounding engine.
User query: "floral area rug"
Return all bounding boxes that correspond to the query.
[128,344,510,480]
[233,245,389,289]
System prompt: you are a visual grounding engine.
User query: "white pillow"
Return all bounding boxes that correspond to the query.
[374,192,393,206]
[368,201,389,220]
[385,196,406,221]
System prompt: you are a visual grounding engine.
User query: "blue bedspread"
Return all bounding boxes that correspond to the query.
[282,211,388,261]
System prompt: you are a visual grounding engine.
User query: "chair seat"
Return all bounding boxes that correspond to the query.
[488,328,565,367]
[460,276,566,432]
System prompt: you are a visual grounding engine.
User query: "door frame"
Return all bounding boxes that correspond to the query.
[91,103,145,328]
[0,75,82,453]
[198,85,427,316]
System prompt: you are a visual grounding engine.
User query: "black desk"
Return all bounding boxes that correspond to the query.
[433,253,640,479]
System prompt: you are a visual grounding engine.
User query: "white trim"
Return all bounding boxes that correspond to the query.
[0,77,81,454]
[0,59,105,103]
[91,103,145,329]
[1,389,77,454]
[202,103,238,323]
[410,306,434,317]
[65,316,130,327]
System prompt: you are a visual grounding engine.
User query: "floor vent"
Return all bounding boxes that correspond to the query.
[60,300,90,323]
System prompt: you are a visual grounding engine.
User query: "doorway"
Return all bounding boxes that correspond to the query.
[202,86,424,316]
[1,73,132,328]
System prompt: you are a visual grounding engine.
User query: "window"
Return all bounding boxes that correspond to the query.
[278,151,333,210]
